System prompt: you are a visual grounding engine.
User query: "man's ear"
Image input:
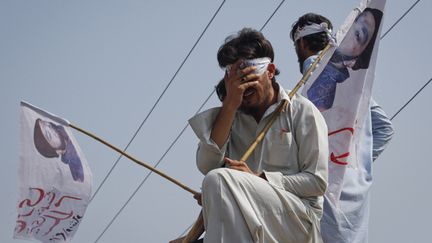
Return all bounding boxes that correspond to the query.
[297,38,308,52]
[267,63,276,79]
[298,38,304,48]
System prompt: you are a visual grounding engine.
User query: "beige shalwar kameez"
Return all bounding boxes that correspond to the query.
[189,84,329,243]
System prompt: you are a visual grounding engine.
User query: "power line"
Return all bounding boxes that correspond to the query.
[94,1,286,242]
[390,78,432,121]
[89,0,226,204]
[377,0,426,120]
[92,0,226,240]
[380,0,421,40]
[259,0,285,31]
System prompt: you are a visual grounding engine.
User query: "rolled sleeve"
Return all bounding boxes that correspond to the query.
[189,108,228,174]
[264,171,327,197]
[370,98,395,161]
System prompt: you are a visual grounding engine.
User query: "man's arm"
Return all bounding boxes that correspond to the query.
[370,98,395,161]
[210,100,237,149]
[211,63,260,147]
[189,63,259,174]
[189,108,227,174]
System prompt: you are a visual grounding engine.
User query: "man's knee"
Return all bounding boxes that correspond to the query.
[202,168,228,194]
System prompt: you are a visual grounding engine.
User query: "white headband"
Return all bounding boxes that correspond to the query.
[226,57,271,75]
[292,22,336,45]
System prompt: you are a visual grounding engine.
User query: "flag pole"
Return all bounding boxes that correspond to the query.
[181,43,333,243]
[69,124,199,195]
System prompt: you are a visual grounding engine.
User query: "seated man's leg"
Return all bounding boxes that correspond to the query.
[202,168,316,243]
[202,168,254,243]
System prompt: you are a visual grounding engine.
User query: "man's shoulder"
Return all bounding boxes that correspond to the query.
[189,107,221,123]
[282,89,317,109]
[282,89,325,124]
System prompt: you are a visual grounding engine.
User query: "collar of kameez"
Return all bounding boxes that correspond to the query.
[262,83,290,119]
[276,83,292,112]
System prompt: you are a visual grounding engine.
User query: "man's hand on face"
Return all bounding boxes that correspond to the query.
[223,60,259,110]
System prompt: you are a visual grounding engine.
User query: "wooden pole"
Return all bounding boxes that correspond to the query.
[69,124,198,195]
[240,99,288,162]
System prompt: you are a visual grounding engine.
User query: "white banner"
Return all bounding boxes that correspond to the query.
[14,101,92,243]
[302,0,386,205]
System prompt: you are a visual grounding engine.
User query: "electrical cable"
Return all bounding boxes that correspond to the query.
[390,77,432,121]
[89,0,226,204]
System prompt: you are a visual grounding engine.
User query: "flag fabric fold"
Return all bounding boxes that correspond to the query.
[302,0,386,206]
[15,101,92,243]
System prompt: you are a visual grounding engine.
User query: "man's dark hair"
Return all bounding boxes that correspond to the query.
[352,8,383,70]
[290,13,333,52]
[216,28,279,101]
[217,28,276,67]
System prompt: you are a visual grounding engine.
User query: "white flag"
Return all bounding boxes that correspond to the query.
[14,101,92,243]
[302,0,386,205]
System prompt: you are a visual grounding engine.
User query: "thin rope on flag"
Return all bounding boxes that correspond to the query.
[390,77,432,121]
[380,0,421,40]
[90,0,226,203]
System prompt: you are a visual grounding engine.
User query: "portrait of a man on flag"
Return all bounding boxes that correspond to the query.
[33,118,84,182]
[307,7,383,112]
[15,102,92,243]
[299,0,388,207]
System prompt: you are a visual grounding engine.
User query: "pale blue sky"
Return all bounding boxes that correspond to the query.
[1,0,431,242]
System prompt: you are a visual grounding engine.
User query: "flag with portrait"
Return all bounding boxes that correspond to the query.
[14,101,92,243]
[302,0,386,206]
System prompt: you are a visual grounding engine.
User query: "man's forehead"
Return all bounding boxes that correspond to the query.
[225,57,271,75]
